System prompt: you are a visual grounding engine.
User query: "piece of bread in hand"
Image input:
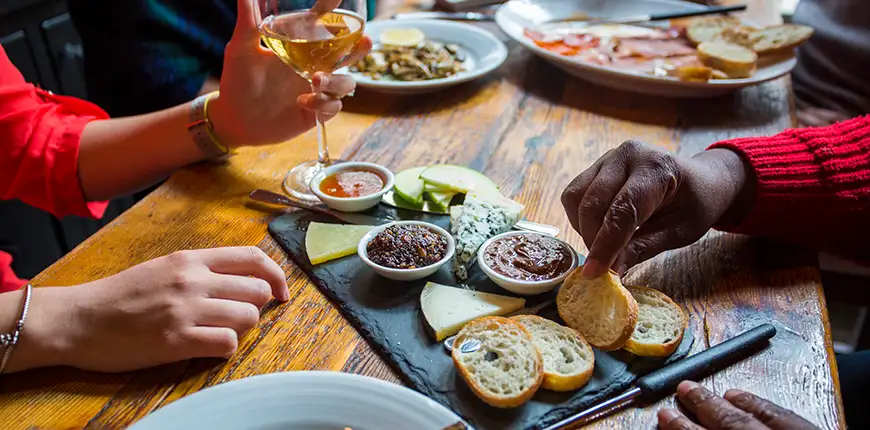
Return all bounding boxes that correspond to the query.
[697,41,758,78]
[686,16,742,45]
[557,268,638,351]
[452,316,543,408]
[512,315,595,392]
[750,24,814,54]
[623,286,688,357]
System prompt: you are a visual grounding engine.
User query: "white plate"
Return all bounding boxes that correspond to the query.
[495,0,797,97]
[351,19,508,94]
[129,371,470,430]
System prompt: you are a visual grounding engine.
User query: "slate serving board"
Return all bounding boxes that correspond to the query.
[268,204,694,430]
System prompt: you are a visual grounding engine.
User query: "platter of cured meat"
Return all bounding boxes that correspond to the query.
[494,0,812,97]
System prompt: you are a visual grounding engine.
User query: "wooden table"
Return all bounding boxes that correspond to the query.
[0,1,845,428]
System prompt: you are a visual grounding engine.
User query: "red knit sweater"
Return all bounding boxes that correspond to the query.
[710,115,870,262]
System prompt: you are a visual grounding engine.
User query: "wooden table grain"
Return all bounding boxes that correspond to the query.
[0,1,845,429]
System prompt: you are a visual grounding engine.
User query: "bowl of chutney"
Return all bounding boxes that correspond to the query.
[310,162,395,212]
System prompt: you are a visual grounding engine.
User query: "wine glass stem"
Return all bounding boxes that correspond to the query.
[310,81,331,167]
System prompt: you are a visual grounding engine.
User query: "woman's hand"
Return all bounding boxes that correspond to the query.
[208,0,372,148]
[658,381,819,430]
[6,247,289,373]
[560,141,754,278]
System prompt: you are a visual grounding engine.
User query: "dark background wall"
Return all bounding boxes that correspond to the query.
[0,0,133,278]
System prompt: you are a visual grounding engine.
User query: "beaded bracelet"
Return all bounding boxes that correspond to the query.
[0,283,33,374]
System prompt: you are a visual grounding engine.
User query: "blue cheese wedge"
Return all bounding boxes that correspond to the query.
[421,282,526,341]
[450,192,523,280]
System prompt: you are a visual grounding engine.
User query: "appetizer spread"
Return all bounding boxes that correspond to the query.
[483,233,573,282]
[319,169,385,198]
[352,27,466,81]
[366,224,448,269]
[524,17,813,82]
[297,161,687,411]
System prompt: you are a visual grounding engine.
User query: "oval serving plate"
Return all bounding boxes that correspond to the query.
[129,371,470,430]
[494,0,796,97]
[350,19,509,95]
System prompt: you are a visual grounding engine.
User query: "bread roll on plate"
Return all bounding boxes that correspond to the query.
[557,268,638,351]
[512,315,595,392]
[623,286,688,357]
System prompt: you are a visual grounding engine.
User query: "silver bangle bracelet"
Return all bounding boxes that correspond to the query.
[0,283,33,374]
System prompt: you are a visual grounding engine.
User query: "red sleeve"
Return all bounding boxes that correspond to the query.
[0,252,26,294]
[0,45,109,219]
[709,115,870,261]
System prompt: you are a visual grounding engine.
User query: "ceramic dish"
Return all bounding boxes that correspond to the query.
[309,161,395,213]
[477,231,578,295]
[128,371,470,430]
[494,0,797,97]
[358,220,455,281]
[350,19,508,94]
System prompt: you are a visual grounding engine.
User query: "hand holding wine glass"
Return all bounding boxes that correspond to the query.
[207,0,371,153]
[251,0,370,200]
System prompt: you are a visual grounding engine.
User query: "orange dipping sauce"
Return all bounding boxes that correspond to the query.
[319,169,385,198]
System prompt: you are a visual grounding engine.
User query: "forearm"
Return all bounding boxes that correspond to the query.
[77,102,209,201]
[710,116,870,260]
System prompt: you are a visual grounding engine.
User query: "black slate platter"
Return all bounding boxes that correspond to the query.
[268,204,694,430]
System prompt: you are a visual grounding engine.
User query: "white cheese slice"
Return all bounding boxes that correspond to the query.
[421,282,526,341]
[305,222,374,265]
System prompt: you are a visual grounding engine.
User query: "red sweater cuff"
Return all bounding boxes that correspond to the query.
[709,115,870,261]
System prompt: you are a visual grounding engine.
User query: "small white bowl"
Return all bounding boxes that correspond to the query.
[478,231,578,296]
[358,221,455,281]
[310,162,395,213]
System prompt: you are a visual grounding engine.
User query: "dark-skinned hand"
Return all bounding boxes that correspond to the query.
[658,381,819,430]
[561,140,755,278]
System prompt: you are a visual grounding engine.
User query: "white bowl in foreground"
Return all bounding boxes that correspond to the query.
[351,19,509,95]
[358,220,455,281]
[478,231,578,295]
[128,371,469,430]
[309,161,394,213]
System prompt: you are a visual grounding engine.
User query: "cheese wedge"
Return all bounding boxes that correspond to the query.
[305,222,374,265]
[421,282,526,341]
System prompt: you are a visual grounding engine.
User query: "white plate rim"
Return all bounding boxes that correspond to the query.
[351,19,509,90]
[128,371,469,430]
[494,0,796,90]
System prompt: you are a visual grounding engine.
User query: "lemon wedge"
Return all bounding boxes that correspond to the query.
[380,27,425,47]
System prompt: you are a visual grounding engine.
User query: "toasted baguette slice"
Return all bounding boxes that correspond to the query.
[511,315,595,392]
[557,268,638,351]
[623,287,688,357]
[686,16,742,45]
[697,41,758,78]
[714,25,756,48]
[750,24,813,54]
[452,317,543,408]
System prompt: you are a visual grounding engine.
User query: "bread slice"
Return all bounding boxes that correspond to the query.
[697,41,758,78]
[750,24,813,54]
[557,268,638,351]
[452,317,543,408]
[714,25,756,48]
[686,16,742,45]
[623,286,688,357]
[511,315,595,392]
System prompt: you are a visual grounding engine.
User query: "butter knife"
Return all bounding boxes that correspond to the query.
[249,189,393,226]
[392,11,493,21]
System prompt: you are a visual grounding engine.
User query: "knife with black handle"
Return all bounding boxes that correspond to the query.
[542,323,777,430]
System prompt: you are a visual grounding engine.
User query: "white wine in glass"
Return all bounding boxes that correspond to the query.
[257,0,366,201]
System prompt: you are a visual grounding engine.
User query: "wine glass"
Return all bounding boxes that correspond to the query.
[256,0,367,201]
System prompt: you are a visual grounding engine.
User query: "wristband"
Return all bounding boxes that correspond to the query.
[0,283,32,375]
[188,91,232,159]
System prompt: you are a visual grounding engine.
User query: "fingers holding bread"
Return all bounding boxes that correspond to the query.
[557,268,638,351]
